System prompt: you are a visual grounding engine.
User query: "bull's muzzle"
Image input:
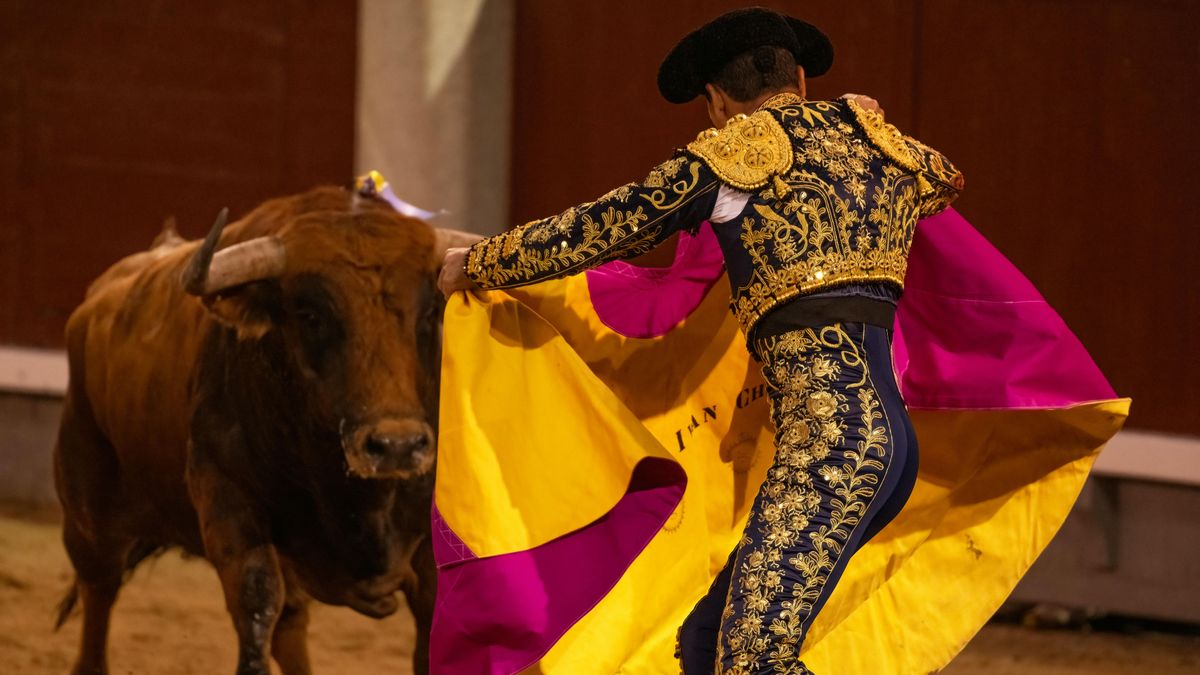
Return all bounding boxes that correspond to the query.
[343,418,435,479]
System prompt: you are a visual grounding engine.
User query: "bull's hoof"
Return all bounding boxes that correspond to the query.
[235,661,273,675]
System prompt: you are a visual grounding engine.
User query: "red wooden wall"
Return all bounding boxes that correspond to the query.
[0,0,358,347]
[510,0,1199,435]
[1,1,1194,435]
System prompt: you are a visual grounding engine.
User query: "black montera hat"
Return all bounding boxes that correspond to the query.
[657,7,834,104]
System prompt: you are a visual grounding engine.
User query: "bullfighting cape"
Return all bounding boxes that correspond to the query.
[431,209,1129,674]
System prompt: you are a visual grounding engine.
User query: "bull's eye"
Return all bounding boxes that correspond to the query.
[285,277,345,379]
[297,309,325,334]
[289,306,328,341]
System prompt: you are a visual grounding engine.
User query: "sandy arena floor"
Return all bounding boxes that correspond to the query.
[1,510,1197,674]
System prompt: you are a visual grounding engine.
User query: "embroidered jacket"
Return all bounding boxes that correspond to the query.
[465,93,964,337]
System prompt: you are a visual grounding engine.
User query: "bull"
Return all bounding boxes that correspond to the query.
[52,186,477,675]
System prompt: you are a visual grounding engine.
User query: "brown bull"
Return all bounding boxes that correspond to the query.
[53,186,477,675]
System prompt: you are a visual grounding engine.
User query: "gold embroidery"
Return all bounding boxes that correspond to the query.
[844,99,964,217]
[844,99,920,173]
[644,156,688,188]
[788,122,874,206]
[756,92,806,110]
[467,96,961,329]
[730,157,920,336]
[465,155,718,288]
[906,137,965,216]
[524,206,580,244]
[688,111,794,191]
[717,326,890,674]
[712,96,955,337]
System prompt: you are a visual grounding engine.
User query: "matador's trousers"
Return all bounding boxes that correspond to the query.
[677,322,919,674]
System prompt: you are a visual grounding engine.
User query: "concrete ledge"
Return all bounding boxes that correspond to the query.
[0,347,1197,487]
[0,392,63,507]
[1012,477,1200,623]
[0,346,68,396]
[1093,429,1200,487]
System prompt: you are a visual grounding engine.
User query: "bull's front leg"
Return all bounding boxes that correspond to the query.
[270,578,314,675]
[188,459,285,675]
[404,535,437,675]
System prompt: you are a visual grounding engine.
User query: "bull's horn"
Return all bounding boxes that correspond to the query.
[434,228,484,253]
[182,208,287,296]
[181,208,229,295]
[199,237,287,295]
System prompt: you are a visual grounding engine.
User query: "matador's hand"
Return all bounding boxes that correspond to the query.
[841,93,884,117]
[438,248,478,297]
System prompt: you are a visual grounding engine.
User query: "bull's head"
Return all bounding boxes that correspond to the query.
[181,197,479,480]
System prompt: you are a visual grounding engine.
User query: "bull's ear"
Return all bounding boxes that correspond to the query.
[200,282,278,340]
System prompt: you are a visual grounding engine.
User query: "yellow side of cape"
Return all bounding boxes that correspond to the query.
[438,274,1129,674]
[437,273,775,568]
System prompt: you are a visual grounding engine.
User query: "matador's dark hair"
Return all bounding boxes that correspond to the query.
[706,46,800,103]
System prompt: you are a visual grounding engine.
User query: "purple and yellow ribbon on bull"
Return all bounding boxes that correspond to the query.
[431,209,1129,674]
[355,170,447,221]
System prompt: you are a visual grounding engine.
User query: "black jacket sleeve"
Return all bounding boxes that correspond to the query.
[845,99,964,217]
[902,135,965,216]
[464,153,721,289]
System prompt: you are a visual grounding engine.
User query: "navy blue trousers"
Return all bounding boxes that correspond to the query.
[677,323,919,674]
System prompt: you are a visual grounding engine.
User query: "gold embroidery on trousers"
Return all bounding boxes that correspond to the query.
[717,326,889,675]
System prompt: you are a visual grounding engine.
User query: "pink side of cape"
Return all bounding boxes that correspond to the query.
[430,209,1116,674]
[585,209,1116,407]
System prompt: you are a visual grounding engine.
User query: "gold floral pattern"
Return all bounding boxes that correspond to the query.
[716,325,892,674]
[843,99,921,173]
[464,94,962,334]
[465,154,719,288]
[904,137,966,216]
[787,121,873,207]
[845,98,965,216]
[687,110,794,191]
[721,97,960,337]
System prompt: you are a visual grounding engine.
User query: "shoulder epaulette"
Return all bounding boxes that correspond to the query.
[844,99,921,173]
[686,110,793,191]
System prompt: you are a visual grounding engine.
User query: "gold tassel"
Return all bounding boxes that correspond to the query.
[773,175,792,198]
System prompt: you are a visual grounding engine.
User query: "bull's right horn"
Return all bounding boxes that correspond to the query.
[182,208,287,296]
[434,228,484,255]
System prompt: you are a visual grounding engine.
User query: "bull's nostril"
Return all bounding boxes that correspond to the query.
[364,433,431,458]
[365,436,390,458]
[408,434,430,453]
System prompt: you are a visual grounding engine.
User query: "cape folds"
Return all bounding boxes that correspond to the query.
[432,209,1128,674]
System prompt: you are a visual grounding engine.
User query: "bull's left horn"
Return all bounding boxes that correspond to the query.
[182,208,287,296]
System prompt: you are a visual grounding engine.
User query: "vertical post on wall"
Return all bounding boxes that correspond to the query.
[356,0,515,235]
[1091,476,1120,573]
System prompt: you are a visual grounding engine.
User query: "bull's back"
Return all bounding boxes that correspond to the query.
[64,242,212,514]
